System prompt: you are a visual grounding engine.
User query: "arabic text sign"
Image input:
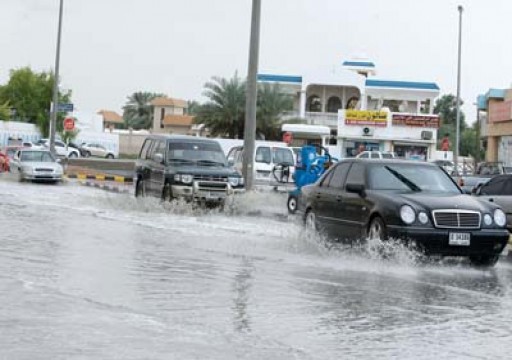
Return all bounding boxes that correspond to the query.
[345,110,387,127]
[392,114,440,128]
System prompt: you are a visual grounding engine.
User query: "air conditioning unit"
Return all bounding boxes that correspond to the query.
[362,127,374,136]
[421,130,433,140]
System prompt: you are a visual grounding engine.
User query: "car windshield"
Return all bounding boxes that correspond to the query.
[167,141,227,166]
[368,163,461,194]
[20,151,56,163]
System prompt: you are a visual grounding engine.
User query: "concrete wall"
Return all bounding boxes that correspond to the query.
[119,132,148,156]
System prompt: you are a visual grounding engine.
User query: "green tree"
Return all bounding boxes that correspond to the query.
[0,101,10,120]
[195,73,293,139]
[122,92,163,130]
[187,100,201,116]
[434,94,467,151]
[194,74,246,138]
[0,67,72,136]
[256,82,293,140]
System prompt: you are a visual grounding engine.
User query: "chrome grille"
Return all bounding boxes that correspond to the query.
[432,210,481,229]
[193,175,228,182]
[196,181,228,192]
[35,168,53,172]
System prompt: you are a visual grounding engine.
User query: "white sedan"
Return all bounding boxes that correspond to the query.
[10,149,64,183]
[81,143,115,159]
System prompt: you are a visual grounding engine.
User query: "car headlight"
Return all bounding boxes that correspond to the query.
[494,209,506,227]
[418,211,429,225]
[400,205,416,225]
[174,174,193,184]
[228,176,239,187]
[483,214,493,226]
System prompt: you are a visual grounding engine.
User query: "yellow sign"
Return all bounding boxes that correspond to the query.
[345,110,388,127]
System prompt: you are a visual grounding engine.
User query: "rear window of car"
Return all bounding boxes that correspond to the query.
[382,153,393,159]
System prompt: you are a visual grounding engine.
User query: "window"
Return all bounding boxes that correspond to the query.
[346,96,360,110]
[326,96,342,113]
[306,95,322,112]
[168,141,226,164]
[328,162,351,188]
[359,152,369,159]
[160,108,165,128]
[152,141,165,159]
[319,168,335,187]
[480,176,512,195]
[272,148,294,166]
[20,151,55,163]
[255,147,271,164]
[346,163,365,186]
[382,153,393,159]
[371,152,380,159]
[139,139,152,159]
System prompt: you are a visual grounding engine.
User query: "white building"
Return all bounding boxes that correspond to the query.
[259,60,441,160]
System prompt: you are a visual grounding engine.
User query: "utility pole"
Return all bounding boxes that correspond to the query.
[454,5,463,175]
[242,0,261,191]
[50,0,64,155]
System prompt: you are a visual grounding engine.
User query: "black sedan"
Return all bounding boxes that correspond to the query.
[298,159,509,266]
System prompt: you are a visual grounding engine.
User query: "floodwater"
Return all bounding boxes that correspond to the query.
[1,177,512,359]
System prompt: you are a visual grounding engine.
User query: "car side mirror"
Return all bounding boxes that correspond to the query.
[346,183,365,196]
[153,153,164,164]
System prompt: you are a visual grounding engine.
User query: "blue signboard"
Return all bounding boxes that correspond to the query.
[57,103,74,112]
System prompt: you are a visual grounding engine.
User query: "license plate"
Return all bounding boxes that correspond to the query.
[449,232,471,246]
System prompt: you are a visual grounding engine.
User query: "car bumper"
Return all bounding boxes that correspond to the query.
[387,225,509,256]
[23,174,63,182]
[171,183,245,202]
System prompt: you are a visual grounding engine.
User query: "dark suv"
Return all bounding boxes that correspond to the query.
[135,135,244,203]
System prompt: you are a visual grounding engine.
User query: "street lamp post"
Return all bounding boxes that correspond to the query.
[454,5,463,175]
[49,0,64,155]
[242,0,262,191]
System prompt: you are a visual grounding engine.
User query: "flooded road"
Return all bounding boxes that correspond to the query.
[1,179,512,359]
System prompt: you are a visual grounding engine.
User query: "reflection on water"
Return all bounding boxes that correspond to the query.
[232,257,254,333]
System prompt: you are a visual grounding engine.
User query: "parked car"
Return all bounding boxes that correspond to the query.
[0,150,9,172]
[35,138,80,158]
[473,175,512,232]
[356,151,397,159]
[227,143,295,185]
[135,135,244,204]
[298,158,509,266]
[9,149,63,183]
[80,143,115,159]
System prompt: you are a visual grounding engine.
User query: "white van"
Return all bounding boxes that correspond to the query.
[226,142,295,186]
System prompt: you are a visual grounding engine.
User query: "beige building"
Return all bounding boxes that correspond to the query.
[98,110,124,130]
[478,88,512,164]
[150,96,194,134]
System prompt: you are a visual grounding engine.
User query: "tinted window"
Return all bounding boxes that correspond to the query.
[382,153,393,159]
[480,176,512,195]
[272,148,294,165]
[255,147,271,164]
[359,152,369,159]
[319,168,335,187]
[368,163,460,194]
[327,162,351,188]
[139,139,152,159]
[345,163,365,185]
[168,141,226,164]
[371,152,380,159]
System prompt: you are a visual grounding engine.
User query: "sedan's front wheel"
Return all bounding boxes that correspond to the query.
[368,217,387,241]
[469,254,499,267]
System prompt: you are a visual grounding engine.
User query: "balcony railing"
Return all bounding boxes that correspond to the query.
[279,111,338,127]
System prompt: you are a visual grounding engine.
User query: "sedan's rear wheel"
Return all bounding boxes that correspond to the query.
[368,217,387,241]
[106,154,114,159]
[469,254,499,267]
[287,195,298,214]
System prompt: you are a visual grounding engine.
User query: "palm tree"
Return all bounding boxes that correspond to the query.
[122,92,163,130]
[256,83,293,140]
[194,74,246,138]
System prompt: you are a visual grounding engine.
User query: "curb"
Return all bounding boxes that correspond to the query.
[80,180,132,194]
[66,173,133,183]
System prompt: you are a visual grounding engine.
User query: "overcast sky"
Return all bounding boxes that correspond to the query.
[1,0,511,123]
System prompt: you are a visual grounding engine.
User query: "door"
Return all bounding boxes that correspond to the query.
[148,140,166,195]
[317,162,351,241]
[138,139,154,193]
[340,162,367,240]
[254,146,272,183]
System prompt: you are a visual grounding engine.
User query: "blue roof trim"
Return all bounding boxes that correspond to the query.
[485,88,506,100]
[477,95,487,111]
[343,61,376,68]
[257,74,302,84]
[365,79,440,91]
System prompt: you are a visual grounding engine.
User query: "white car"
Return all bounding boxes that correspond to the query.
[80,143,115,159]
[35,139,80,158]
[356,151,397,159]
[10,149,64,183]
